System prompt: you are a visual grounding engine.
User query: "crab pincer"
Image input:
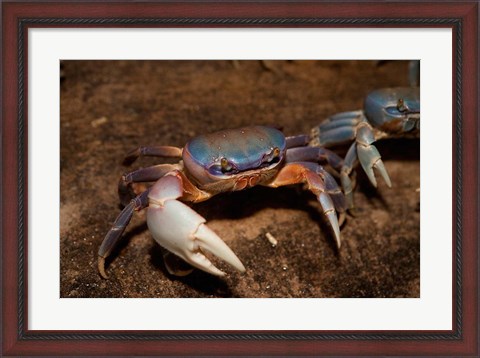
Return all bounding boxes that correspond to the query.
[355,122,392,189]
[147,172,245,276]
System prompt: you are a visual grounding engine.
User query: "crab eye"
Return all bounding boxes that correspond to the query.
[263,147,281,165]
[208,157,238,176]
[272,147,280,158]
[220,157,233,173]
[397,98,409,112]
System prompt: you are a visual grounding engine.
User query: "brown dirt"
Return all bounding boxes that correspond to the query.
[60,60,419,298]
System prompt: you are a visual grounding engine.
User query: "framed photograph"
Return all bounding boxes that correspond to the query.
[2,1,478,356]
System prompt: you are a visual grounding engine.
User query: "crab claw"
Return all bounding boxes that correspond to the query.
[147,200,245,276]
[147,174,245,276]
[356,124,392,188]
[357,144,392,188]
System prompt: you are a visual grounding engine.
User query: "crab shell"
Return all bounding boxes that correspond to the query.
[365,87,420,134]
[182,126,287,193]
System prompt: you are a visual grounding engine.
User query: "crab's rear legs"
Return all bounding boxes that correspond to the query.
[266,162,344,248]
[98,190,150,278]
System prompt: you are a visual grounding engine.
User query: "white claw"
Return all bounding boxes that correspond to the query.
[188,252,226,277]
[195,224,246,273]
[147,198,245,276]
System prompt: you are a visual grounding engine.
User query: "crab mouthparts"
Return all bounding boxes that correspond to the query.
[233,173,262,191]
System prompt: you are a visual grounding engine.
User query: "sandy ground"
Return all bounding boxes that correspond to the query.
[60,60,419,298]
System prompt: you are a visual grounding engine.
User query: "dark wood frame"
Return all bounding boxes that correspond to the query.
[2,1,478,356]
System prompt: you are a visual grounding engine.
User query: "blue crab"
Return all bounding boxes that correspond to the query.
[98,126,347,278]
[310,86,420,210]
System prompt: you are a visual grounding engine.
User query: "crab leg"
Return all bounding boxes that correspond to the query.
[340,143,358,210]
[355,122,391,188]
[118,163,180,205]
[147,171,245,276]
[310,113,392,210]
[285,134,309,149]
[123,145,183,166]
[285,146,343,173]
[266,162,343,248]
[98,189,150,278]
[317,111,363,130]
[121,164,181,185]
[310,111,361,147]
[297,162,347,215]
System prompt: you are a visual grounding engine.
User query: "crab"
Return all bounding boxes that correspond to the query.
[98,126,348,278]
[309,60,420,210]
[310,86,420,210]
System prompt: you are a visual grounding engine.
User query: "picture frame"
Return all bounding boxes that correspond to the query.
[2,1,478,356]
